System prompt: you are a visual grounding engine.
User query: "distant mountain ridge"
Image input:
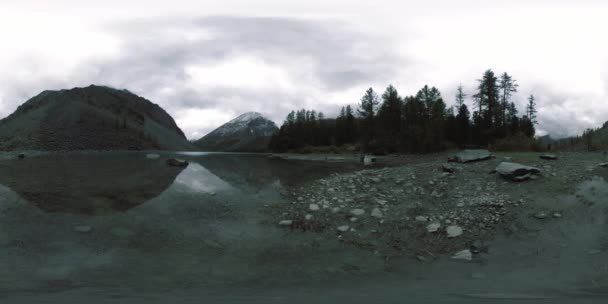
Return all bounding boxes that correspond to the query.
[194,112,278,152]
[0,85,193,151]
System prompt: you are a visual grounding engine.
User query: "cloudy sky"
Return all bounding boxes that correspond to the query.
[1,0,607,139]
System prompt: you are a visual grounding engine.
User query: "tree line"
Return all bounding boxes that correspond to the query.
[269,69,539,154]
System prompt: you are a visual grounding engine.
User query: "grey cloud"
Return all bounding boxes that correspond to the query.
[1,16,403,138]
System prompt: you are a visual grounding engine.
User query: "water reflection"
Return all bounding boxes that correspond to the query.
[0,153,361,214]
[0,153,185,214]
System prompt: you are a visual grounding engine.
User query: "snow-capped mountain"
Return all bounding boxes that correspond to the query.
[194,112,278,152]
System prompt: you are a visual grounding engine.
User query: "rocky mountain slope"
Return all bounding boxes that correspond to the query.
[194,112,278,152]
[0,85,193,151]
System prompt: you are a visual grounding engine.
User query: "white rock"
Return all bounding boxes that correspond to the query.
[452,249,473,261]
[371,208,383,218]
[426,222,441,233]
[337,225,350,232]
[350,209,365,216]
[279,220,293,226]
[446,225,463,238]
[415,216,429,222]
[305,214,313,220]
[309,204,320,211]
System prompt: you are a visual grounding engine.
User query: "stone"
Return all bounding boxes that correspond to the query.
[540,154,558,160]
[337,225,350,232]
[371,208,383,218]
[426,222,441,233]
[363,155,377,165]
[495,162,541,181]
[415,216,429,222]
[279,220,293,226]
[533,212,548,219]
[370,177,382,183]
[73,225,92,233]
[471,240,487,254]
[309,204,320,211]
[452,249,473,261]
[305,214,313,220]
[446,225,464,238]
[600,162,608,168]
[166,158,189,167]
[442,163,456,173]
[146,153,160,159]
[552,212,562,218]
[449,149,493,163]
[350,209,365,216]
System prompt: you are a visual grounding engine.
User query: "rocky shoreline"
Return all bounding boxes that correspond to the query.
[265,151,608,262]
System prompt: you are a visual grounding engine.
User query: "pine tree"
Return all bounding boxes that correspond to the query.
[377,85,402,150]
[498,72,518,130]
[527,94,538,124]
[455,103,471,146]
[473,69,500,144]
[357,88,379,148]
[455,84,466,108]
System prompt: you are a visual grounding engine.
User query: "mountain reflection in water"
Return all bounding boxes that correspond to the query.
[0,152,360,214]
[0,153,185,214]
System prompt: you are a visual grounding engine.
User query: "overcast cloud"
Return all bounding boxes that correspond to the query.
[1,0,607,139]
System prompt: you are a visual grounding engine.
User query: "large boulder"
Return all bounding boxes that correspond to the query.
[449,149,493,163]
[495,162,541,181]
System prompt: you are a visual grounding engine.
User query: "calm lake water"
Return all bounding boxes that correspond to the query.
[0,152,606,303]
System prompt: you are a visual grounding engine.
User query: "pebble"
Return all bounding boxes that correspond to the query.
[279,220,293,226]
[452,249,473,261]
[370,177,382,183]
[446,225,463,238]
[309,204,320,211]
[305,214,313,220]
[337,225,350,232]
[415,216,429,222]
[73,225,92,233]
[552,212,562,218]
[426,222,441,233]
[371,208,383,218]
[350,209,365,216]
[533,212,548,219]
